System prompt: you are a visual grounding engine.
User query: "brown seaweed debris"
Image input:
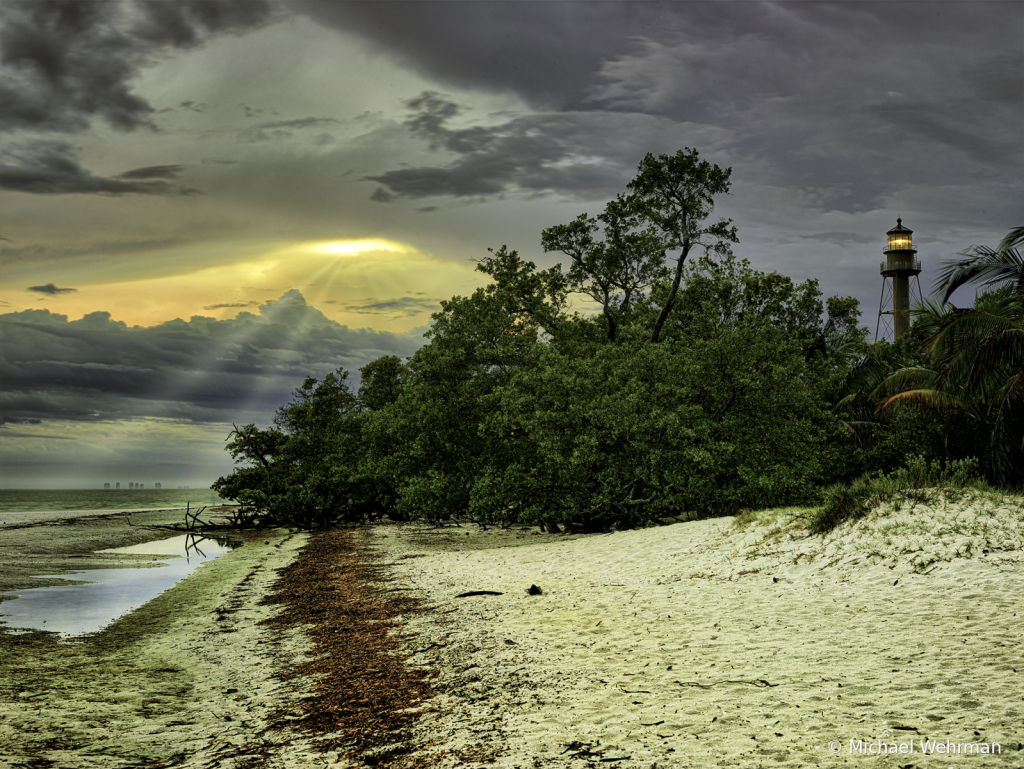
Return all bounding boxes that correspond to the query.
[259,527,448,767]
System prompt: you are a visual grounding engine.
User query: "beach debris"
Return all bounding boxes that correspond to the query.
[260,528,441,765]
[413,642,448,654]
[527,584,543,595]
[455,590,504,597]
[561,740,631,762]
[674,678,779,689]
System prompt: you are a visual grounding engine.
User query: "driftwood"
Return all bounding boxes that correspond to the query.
[122,501,217,534]
[674,678,779,689]
[455,590,504,598]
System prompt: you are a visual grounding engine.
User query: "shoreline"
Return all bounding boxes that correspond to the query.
[0,504,235,528]
[1,498,1022,767]
[0,519,327,768]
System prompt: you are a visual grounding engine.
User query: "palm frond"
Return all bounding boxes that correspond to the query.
[834,418,882,445]
[875,389,969,417]
[925,304,1019,364]
[970,327,1024,383]
[870,366,937,401]
[996,225,1024,254]
[991,371,1024,484]
[933,231,1023,305]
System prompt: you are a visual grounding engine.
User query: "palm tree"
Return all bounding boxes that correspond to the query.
[874,227,1023,485]
[934,226,1024,305]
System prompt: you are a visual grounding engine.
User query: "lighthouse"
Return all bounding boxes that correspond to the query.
[876,218,923,341]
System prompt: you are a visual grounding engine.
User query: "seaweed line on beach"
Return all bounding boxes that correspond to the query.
[257,527,499,767]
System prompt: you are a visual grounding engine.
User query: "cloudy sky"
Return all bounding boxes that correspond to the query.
[1,0,1021,489]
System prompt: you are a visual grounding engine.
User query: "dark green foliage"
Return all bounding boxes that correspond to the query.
[826,325,947,483]
[223,148,1015,532]
[213,370,381,527]
[480,324,825,530]
[810,456,986,533]
[357,355,407,411]
[361,248,846,530]
[361,273,544,524]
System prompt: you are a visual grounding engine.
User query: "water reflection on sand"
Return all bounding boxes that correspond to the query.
[0,534,238,637]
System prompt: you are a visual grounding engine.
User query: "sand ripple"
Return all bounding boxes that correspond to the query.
[372,500,1024,767]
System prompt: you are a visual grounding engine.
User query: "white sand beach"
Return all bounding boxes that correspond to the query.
[369,494,1024,767]
[2,496,1021,768]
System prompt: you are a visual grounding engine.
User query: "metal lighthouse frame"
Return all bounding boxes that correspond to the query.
[875,217,924,342]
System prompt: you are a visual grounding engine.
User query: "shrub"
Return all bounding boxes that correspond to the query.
[809,455,985,533]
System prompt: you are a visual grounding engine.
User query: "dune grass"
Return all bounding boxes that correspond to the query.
[807,455,993,534]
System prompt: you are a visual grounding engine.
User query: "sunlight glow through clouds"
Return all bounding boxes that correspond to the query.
[2,238,488,332]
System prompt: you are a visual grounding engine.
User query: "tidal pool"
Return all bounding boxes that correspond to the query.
[0,534,238,637]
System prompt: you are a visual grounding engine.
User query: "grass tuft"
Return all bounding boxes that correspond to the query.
[809,455,989,534]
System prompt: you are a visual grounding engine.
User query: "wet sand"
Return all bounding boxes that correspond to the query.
[0,511,326,768]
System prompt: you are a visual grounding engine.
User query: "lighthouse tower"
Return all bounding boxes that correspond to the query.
[876,218,923,341]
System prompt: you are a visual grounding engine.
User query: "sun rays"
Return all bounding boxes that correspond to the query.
[0,237,488,332]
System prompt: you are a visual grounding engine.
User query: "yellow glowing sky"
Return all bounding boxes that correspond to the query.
[2,238,490,332]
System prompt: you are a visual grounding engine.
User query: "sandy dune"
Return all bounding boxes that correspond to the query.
[370,497,1024,767]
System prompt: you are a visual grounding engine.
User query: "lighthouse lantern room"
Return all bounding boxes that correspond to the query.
[876,217,923,341]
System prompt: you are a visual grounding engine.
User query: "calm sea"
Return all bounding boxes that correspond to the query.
[0,488,226,515]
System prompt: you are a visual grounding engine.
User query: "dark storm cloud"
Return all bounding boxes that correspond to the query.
[298,0,669,111]
[0,0,272,133]
[131,0,274,46]
[203,301,260,311]
[364,93,634,202]
[116,164,187,180]
[0,290,424,426]
[332,2,1021,215]
[343,297,440,316]
[582,3,1022,212]
[27,283,76,295]
[0,141,200,195]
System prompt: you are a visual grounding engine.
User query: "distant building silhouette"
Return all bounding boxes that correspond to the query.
[155,483,162,489]
[104,482,110,489]
[139,483,144,489]
[115,482,120,489]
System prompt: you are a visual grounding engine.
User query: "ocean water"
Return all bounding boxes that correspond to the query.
[0,488,226,515]
[1,533,238,636]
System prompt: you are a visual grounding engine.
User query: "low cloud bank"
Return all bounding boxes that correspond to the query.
[0,289,425,426]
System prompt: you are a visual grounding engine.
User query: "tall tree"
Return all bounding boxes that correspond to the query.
[541,196,666,343]
[625,148,738,343]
